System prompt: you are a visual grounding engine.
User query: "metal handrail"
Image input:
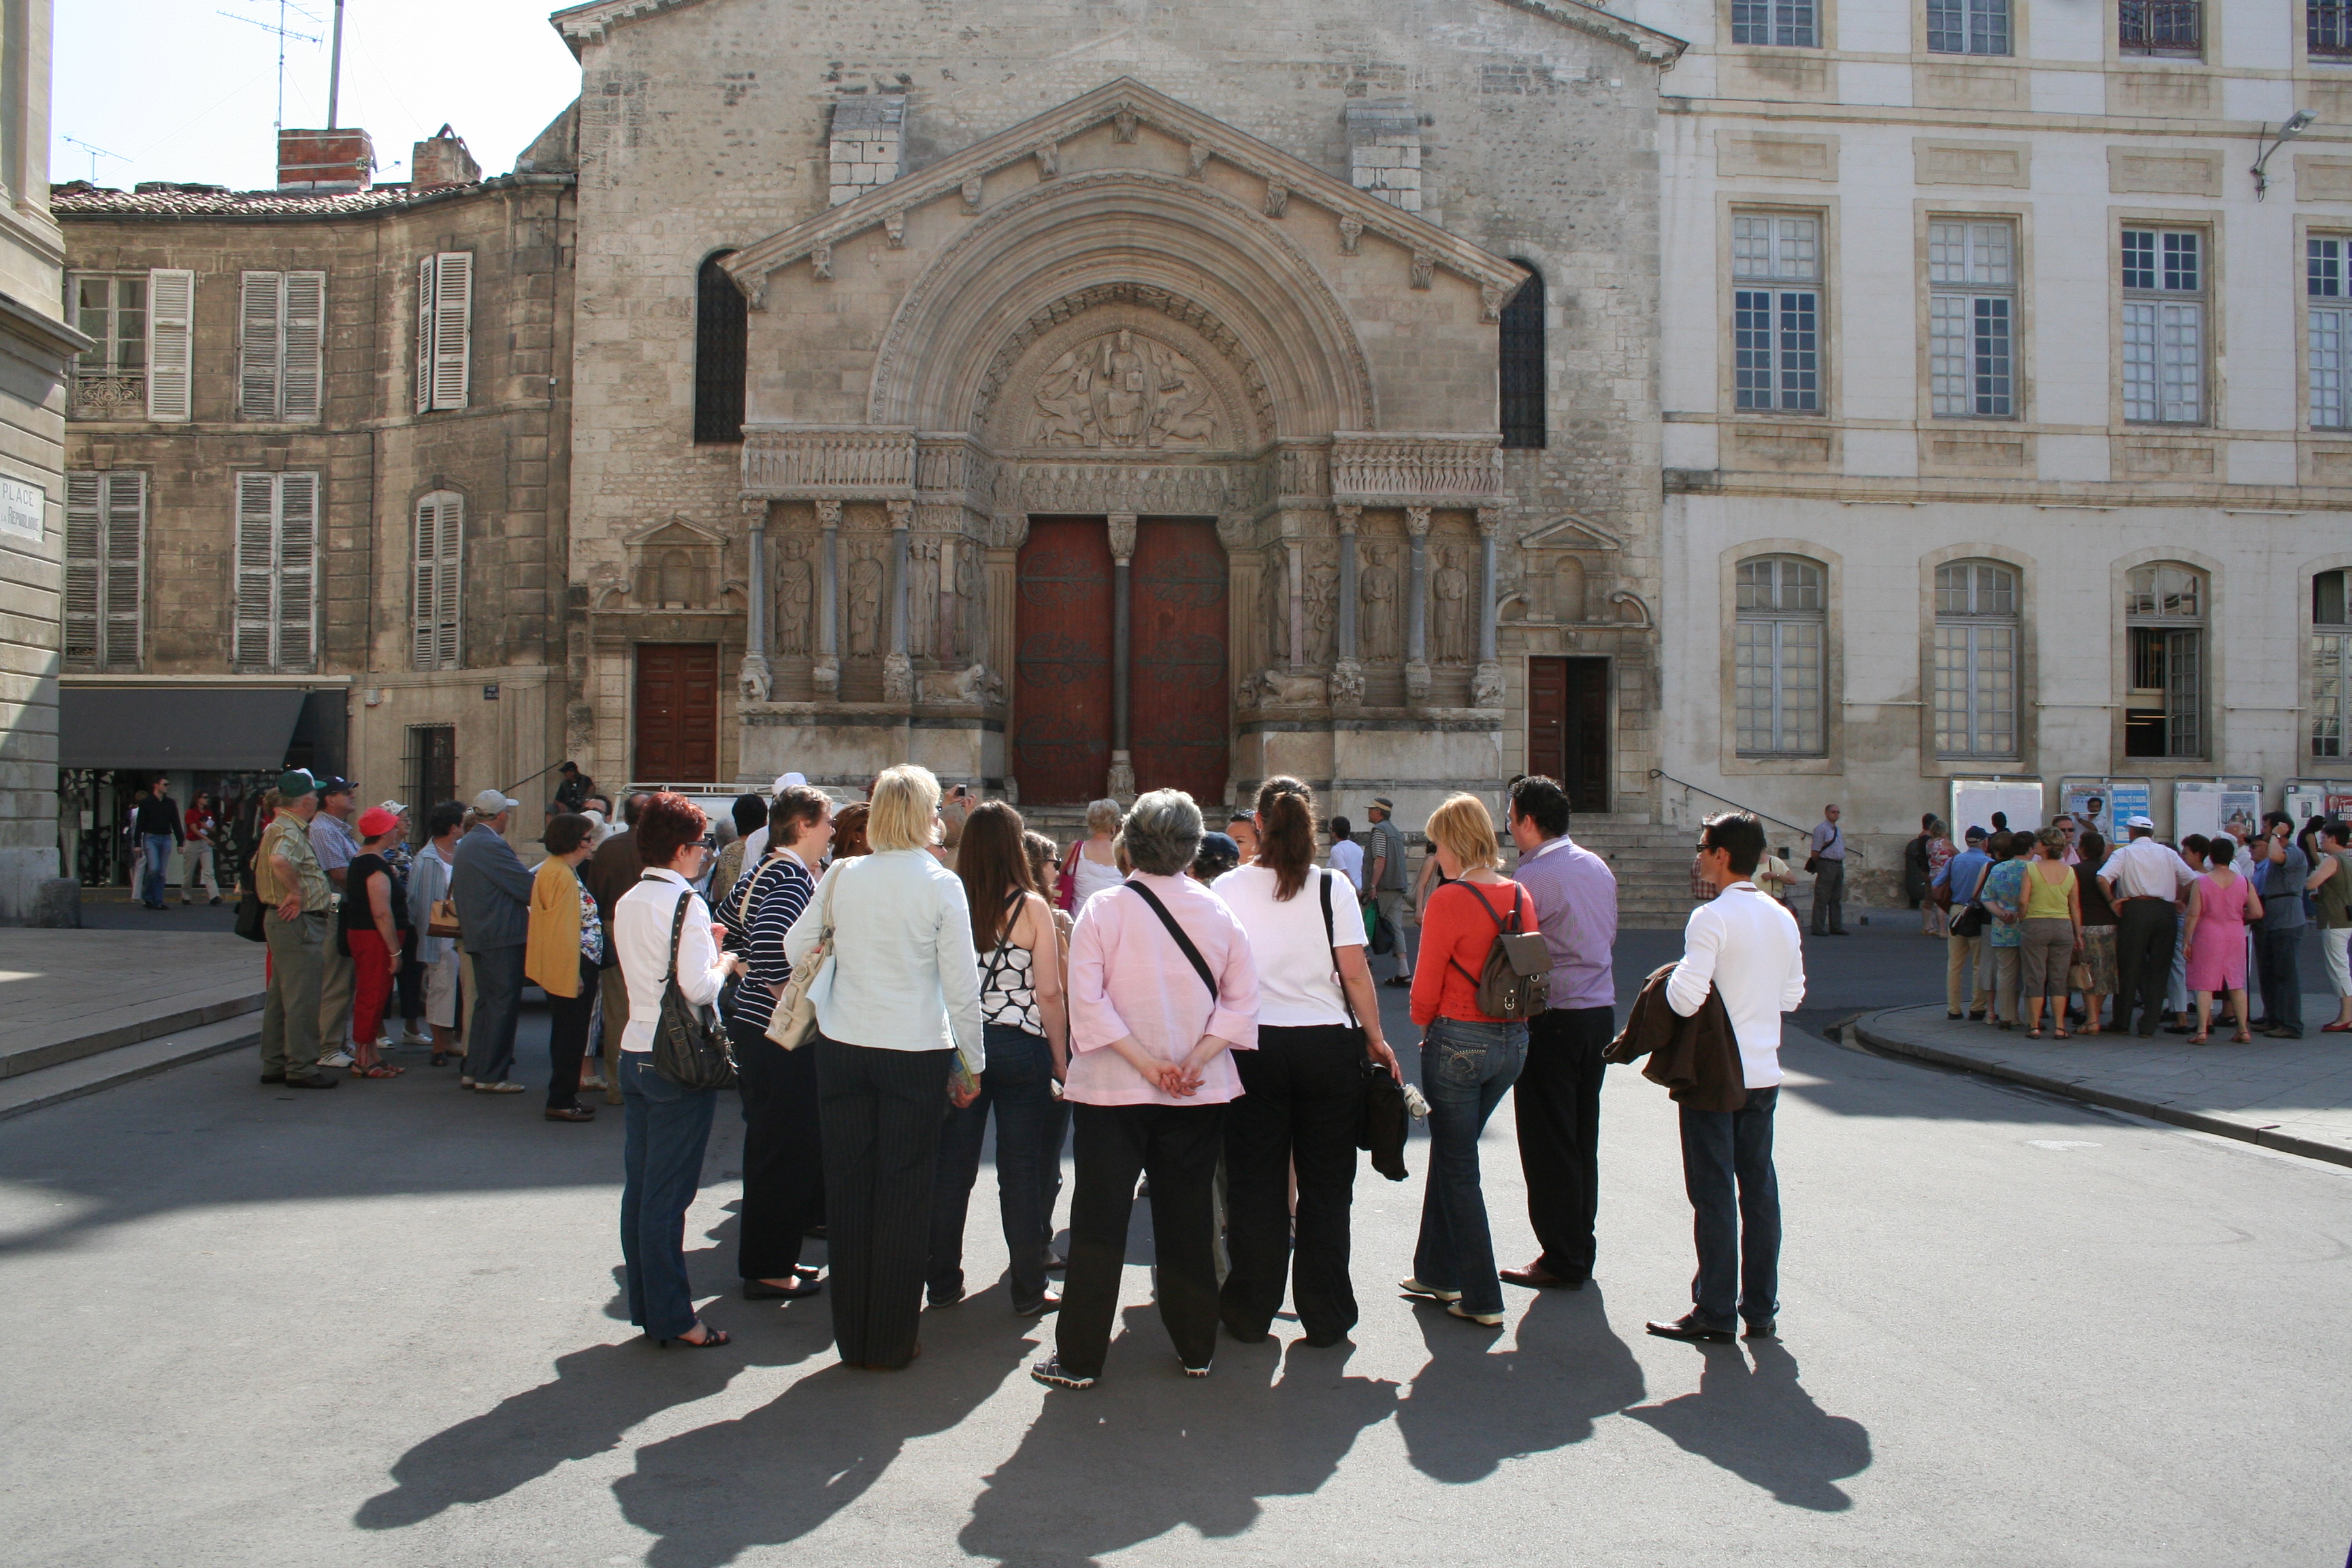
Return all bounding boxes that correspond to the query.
[1646,768,1842,850]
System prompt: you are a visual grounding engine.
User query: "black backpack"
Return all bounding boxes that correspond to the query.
[1447,884,1552,1020]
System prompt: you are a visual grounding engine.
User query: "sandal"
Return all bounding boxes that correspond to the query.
[350,1061,401,1079]
[2232,1030,2253,1044]
[2025,1027,2043,1039]
[656,1322,730,1348]
[2189,1033,2208,1045]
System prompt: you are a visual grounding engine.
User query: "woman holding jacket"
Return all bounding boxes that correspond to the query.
[784,765,983,1371]
[1403,792,1533,1328]
[525,811,604,1121]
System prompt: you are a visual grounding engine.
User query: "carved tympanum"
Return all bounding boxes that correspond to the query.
[1029,329,1222,452]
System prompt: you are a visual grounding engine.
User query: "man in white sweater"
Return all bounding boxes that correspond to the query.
[1648,811,1807,1345]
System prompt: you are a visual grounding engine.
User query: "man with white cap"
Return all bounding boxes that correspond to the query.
[739,772,806,864]
[2097,815,2196,1037]
[451,787,534,1092]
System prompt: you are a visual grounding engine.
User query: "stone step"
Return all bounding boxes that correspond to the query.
[0,985,266,1081]
[0,1012,261,1123]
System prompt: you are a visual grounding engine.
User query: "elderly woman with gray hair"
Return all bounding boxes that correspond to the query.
[1031,789,1260,1390]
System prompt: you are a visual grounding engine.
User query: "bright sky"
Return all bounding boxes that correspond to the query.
[52,0,584,192]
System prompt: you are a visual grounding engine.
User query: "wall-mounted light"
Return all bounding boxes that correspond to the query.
[2253,110,2318,202]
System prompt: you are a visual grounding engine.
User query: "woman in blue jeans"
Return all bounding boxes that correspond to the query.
[1401,793,1533,1327]
[614,792,745,1348]
[928,802,1069,1316]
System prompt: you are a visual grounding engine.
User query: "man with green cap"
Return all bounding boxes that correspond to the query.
[255,770,340,1088]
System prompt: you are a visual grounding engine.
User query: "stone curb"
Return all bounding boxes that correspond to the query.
[1850,1007,2352,1173]
[0,988,266,1079]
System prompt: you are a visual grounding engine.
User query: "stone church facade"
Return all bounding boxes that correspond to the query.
[554,0,1683,825]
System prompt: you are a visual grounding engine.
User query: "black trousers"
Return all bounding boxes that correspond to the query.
[2115,898,2178,1034]
[545,955,598,1110]
[814,1034,950,1369]
[1219,1024,1367,1343]
[1515,1004,1612,1281]
[395,927,425,1026]
[2255,925,2304,1035]
[1056,1101,1225,1379]
[731,1016,826,1280]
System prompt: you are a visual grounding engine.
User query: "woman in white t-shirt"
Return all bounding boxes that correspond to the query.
[1213,778,1399,1348]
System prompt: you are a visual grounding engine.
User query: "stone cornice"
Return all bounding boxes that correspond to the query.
[1494,0,1688,68]
[547,0,713,54]
[720,78,1531,308]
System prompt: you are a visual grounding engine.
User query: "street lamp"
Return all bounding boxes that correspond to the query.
[2253,110,2319,201]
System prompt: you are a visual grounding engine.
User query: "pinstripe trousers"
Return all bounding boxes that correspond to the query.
[815,1034,953,1369]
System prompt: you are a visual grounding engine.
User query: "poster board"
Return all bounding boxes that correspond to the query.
[2173,779,2262,843]
[1950,779,2043,840]
[2059,777,2151,838]
[2284,780,2338,828]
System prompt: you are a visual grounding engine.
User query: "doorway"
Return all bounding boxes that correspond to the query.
[1012,519,1115,804]
[635,643,719,782]
[1129,519,1228,804]
[1529,656,1610,813]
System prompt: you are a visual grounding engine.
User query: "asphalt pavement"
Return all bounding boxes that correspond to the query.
[1,918,2346,1566]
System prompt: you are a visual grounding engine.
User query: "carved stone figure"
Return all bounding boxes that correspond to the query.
[847,544,883,657]
[1473,662,1505,707]
[907,538,940,659]
[1260,549,1290,664]
[738,653,772,704]
[1028,329,1222,451]
[778,535,813,655]
[954,543,984,662]
[1147,340,1218,447]
[1093,329,1150,445]
[1360,544,1400,659]
[1305,555,1339,666]
[1433,545,1471,665]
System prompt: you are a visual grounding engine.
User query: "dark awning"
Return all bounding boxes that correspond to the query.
[59,687,312,771]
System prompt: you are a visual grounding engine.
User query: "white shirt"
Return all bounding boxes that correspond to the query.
[1329,839,1365,891]
[742,824,769,864]
[784,848,984,1075]
[2100,835,2196,901]
[1212,864,1363,1028]
[1667,881,1807,1088]
[614,869,734,1054]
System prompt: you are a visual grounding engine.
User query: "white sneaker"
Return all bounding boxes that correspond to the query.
[399,1030,431,1047]
[317,1048,357,1069]
[474,1080,527,1094]
[459,1075,476,1088]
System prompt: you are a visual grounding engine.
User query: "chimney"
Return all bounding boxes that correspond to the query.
[410,125,481,189]
[278,126,374,193]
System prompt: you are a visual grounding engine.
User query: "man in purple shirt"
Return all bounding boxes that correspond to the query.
[1500,775,1618,1290]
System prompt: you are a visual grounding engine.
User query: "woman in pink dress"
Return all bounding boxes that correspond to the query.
[2182,834,2261,1044]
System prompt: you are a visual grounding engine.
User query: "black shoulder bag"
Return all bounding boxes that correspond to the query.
[1124,881,1217,998]
[651,880,738,1092]
[1322,871,1409,1180]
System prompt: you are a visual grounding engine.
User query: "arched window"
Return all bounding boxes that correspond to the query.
[1734,555,1825,755]
[1933,561,2018,758]
[1499,263,1546,449]
[693,252,746,445]
[2313,567,2351,759]
[2125,563,2206,758]
[412,490,463,671]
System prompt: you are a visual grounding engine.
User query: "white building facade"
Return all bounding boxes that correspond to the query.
[1629,0,2352,889]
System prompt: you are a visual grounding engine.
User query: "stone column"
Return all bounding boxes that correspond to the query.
[1473,506,1504,708]
[1287,537,1307,671]
[738,501,772,702]
[1107,512,1137,801]
[883,500,913,702]
[1332,503,1364,706]
[1404,505,1432,702]
[814,500,842,699]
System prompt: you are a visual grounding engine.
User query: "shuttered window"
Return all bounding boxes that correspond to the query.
[64,471,145,670]
[148,268,194,422]
[235,270,325,421]
[233,472,318,670]
[412,491,463,670]
[415,252,473,412]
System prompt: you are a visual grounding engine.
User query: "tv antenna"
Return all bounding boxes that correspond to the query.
[217,0,324,135]
[61,136,126,184]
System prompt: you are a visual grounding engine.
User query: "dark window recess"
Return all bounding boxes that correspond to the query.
[407,725,457,840]
[1499,265,1546,450]
[693,252,747,445]
[2316,0,2352,57]
[2120,0,2202,55]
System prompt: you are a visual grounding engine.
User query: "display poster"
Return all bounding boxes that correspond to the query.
[2285,782,2334,829]
[2106,780,2153,833]
[2174,780,2262,843]
[1950,779,2043,840]
[2059,778,2150,845]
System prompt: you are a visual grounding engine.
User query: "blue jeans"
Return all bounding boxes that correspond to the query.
[1411,1015,1528,1317]
[141,834,174,905]
[928,1024,1058,1311]
[620,1052,719,1341]
[1679,1085,1780,1330]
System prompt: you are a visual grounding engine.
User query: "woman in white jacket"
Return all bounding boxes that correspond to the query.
[785,764,985,1370]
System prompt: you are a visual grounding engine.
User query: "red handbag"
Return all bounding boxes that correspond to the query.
[1055,840,1081,913]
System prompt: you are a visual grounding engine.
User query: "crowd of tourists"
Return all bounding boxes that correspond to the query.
[1916,808,2352,1042]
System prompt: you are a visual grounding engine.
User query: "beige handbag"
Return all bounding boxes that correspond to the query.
[427,897,462,940]
[766,864,837,1050]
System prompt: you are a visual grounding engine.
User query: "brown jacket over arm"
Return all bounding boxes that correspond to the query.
[1602,962,1748,1113]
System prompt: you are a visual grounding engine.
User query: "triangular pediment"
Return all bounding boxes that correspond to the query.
[721,78,1532,310]
[1520,512,1625,551]
[624,516,727,549]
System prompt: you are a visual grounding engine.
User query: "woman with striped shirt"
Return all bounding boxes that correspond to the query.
[724,784,834,1301]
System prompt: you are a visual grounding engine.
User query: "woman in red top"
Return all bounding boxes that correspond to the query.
[1402,792,1535,1326]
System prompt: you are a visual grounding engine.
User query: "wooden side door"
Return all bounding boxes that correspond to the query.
[1013,518,1115,804]
[1129,519,1229,804]
[1529,655,1610,813]
[634,643,719,781]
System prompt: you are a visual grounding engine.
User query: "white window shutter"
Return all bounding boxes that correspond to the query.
[64,472,101,665]
[436,497,463,668]
[412,496,436,668]
[146,270,195,423]
[276,472,318,668]
[412,492,463,670]
[238,272,284,419]
[280,270,325,421]
[430,251,472,410]
[416,255,436,414]
[101,472,145,669]
[234,473,278,666]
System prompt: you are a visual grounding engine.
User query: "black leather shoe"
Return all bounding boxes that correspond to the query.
[1967,1009,1986,1021]
[259,1072,286,1084]
[1743,1320,1778,1339]
[743,1275,822,1300]
[283,1072,340,1089]
[1645,1313,1735,1343]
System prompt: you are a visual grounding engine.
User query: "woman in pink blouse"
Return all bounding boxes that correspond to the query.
[1031,789,1260,1390]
